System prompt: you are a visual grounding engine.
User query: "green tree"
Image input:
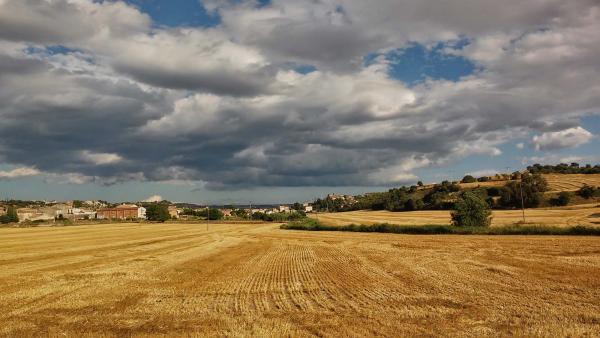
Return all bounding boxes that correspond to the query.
[231,208,248,218]
[500,174,548,208]
[145,204,169,222]
[72,200,84,208]
[206,208,224,220]
[417,181,424,187]
[291,202,303,211]
[451,192,492,227]
[405,198,424,211]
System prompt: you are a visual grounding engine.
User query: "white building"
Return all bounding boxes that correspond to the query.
[137,206,147,219]
[17,208,55,223]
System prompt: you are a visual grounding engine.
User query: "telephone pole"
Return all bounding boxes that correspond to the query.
[314,196,318,223]
[206,205,209,231]
[519,175,526,222]
[508,166,526,223]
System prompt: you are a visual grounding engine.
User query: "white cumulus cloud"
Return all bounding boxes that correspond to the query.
[143,195,163,202]
[532,127,593,151]
[0,166,40,179]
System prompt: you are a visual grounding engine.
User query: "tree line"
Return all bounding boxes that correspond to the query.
[527,163,600,174]
[312,171,599,213]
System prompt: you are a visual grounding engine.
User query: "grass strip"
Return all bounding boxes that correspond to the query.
[281,219,600,236]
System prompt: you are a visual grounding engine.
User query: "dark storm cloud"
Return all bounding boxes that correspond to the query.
[113,62,271,96]
[0,0,599,190]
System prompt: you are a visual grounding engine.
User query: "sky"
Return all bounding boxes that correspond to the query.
[0,0,599,204]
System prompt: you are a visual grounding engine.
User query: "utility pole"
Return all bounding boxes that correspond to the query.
[206,205,209,231]
[249,201,252,221]
[314,196,318,223]
[519,175,526,222]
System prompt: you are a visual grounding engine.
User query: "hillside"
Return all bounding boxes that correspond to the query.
[458,173,600,192]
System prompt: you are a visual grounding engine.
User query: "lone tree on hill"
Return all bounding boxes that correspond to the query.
[451,192,492,227]
[461,175,477,183]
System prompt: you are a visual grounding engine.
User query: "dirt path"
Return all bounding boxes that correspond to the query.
[1,223,599,337]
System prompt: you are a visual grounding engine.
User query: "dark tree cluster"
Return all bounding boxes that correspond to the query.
[145,204,170,222]
[527,163,600,174]
[550,192,572,206]
[578,185,600,199]
[498,174,548,208]
[313,196,358,212]
[251,211,306,222]
[181,207,224,220]
[0,206,19,224]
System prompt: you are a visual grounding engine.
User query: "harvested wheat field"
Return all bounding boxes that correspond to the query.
[543,174,600,192]
[458,173,600,192]
[1,223,600,337]
[312,204,600,227]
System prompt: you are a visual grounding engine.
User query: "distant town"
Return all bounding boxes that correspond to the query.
[0,198,323,224]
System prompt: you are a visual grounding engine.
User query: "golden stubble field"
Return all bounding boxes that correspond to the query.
[1,222,600,337]
[457,173,600,192]
[311,203,600,227]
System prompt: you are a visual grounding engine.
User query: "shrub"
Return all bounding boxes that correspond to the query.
[451,192,491,227]
[578,185,598,199]
[551,191,572,206]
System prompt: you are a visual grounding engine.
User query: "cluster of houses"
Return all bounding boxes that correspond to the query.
[0,200,312,224]
[2,202,150,223]
[221,203,313,217]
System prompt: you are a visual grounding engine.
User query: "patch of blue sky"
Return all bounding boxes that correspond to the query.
[366,40,477,86]
[24,45,78,56]
[124,0,220,28]
[256,0,271,8]
[294,65,317,74]
[581,114,600,134]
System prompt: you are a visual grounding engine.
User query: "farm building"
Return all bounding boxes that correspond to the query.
[168,205,180,219]
[97,204,146,220]
[16,208,55,223]
[55,207,97,220]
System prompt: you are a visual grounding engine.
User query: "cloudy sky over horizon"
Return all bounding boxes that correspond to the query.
[0,0,599,204]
